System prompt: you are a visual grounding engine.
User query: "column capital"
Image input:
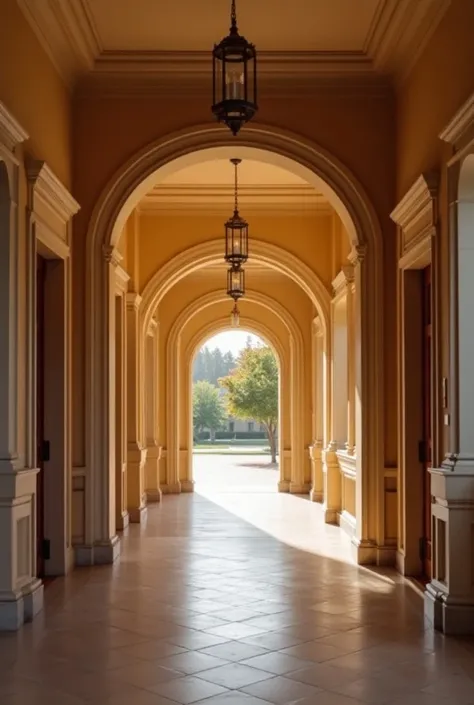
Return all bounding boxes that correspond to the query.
[312,316,324,337]
[348,244,367,266]
[126,292,142,311]
[103,244,123,268]
[332,264,354,298]
[147,316,159,337]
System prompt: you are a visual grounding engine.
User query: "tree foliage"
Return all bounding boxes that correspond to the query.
[219,346,279,462]
[193,346,236,385]
[192,380,227,439]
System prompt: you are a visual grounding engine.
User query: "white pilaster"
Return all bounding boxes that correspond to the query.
[144,318,162,502]
[0,102,44,630]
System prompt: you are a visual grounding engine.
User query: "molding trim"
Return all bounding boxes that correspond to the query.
[17,0,451,90]
[26,159,80,223]
[391,172,439,262]
[0,101,29,152]
[440,92,474,147]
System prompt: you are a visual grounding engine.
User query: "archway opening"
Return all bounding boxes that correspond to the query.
[191,329,280,494]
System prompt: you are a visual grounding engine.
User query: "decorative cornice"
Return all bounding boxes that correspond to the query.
[17,0,451,91]
[439,93,474,147]
[26,159,80,221]
[16,0,100,88]
[391,172,438,261]
[365,0,451,84]
[103,244,123,267]
[138,184,332,217]
[0,101,29,152]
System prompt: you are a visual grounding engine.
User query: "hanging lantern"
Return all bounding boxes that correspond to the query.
[212,0,258,136]
[230,302,240,328]
[225,158,248,265]
[227,264,245,301]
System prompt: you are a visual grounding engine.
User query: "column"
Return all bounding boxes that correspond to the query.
[144,319,162,502]
[114,266,129,530]
[0,106,43,629]
[322,267,351,522]
[346,277,356,455]
[126,293,147,522]
[349,244,378,563]
[309,318,324,502]
[425,159,474,634]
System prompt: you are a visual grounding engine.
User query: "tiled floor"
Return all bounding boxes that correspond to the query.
[1,457,474,704]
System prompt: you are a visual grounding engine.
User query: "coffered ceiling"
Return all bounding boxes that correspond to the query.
[17,0,450,90]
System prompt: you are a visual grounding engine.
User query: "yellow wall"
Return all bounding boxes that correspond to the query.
[138,212,335,291]
[395,0,474,462]
[0,0,72,188]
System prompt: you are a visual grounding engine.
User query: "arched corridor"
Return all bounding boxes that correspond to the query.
[3,0,474,644]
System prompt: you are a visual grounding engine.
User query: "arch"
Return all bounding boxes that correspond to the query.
[184,315,288,493]
[84,121,384,561]
[141,238,331,337]
[459,153,474,201]
[163,290,306,494]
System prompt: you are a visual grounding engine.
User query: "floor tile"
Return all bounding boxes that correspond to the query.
[240,651,315,675]
[156,650,230,675]
[242,675,323,703]
[2,462,474,705]
[149,675,229,704]
[199,642,270,662]
[196,662,274,689]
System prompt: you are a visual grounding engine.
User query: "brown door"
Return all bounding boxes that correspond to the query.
[421,265,432,578]
[36,255,46,577]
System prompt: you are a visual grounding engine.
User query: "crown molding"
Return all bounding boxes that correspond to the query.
[16,0,100,88]
[17,0,450,93]
[365,0,451,85]
[440,93,474,147]
[26,159,80,222]
[0,101,29,152]
[137,184,333,216]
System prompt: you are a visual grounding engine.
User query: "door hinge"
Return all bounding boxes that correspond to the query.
[42,538,51,561]
[419,537,426,562]
[418,440,427,464]
[40,440,50,462]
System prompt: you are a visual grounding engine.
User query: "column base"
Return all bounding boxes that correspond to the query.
[117,511,130,531]
[290,482,311,494]
[376,543,397,566]
[75,535,121,566]
[278,480,290,493]
[425,582,474,635]
[181,480,195,493]
[309,489,323,502]
[161,482,181,494]
[146,489,162,503]
[323,506,338,524]
[339,509,356,538]
[0,579,44,631]
[129,504,148,524]
[351,537,377,565]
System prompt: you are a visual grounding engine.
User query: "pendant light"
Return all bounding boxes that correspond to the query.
[224,158,249,265]
[212,0,258,136]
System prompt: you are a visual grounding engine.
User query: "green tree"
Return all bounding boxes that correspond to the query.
[220,346,279,463]
[193,380,227,442]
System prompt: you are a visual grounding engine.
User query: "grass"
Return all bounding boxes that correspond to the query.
[193,445,273,456]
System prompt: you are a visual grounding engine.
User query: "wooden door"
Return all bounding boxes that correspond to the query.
[36,255,46,577]
[421,265,432,578]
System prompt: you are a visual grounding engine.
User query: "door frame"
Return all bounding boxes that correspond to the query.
[26,160,78,577]
[392,172,439,577]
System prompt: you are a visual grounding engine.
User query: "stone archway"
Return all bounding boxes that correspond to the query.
[84,123,384,565]
[162,290,305,496]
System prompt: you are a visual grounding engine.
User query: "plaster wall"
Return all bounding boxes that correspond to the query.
[0,0,72,188]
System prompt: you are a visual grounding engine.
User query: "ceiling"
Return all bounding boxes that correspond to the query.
[17,0,451,90]
[140,159,330,215]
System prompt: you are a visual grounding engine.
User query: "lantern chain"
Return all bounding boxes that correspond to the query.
[231,0,237,29]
